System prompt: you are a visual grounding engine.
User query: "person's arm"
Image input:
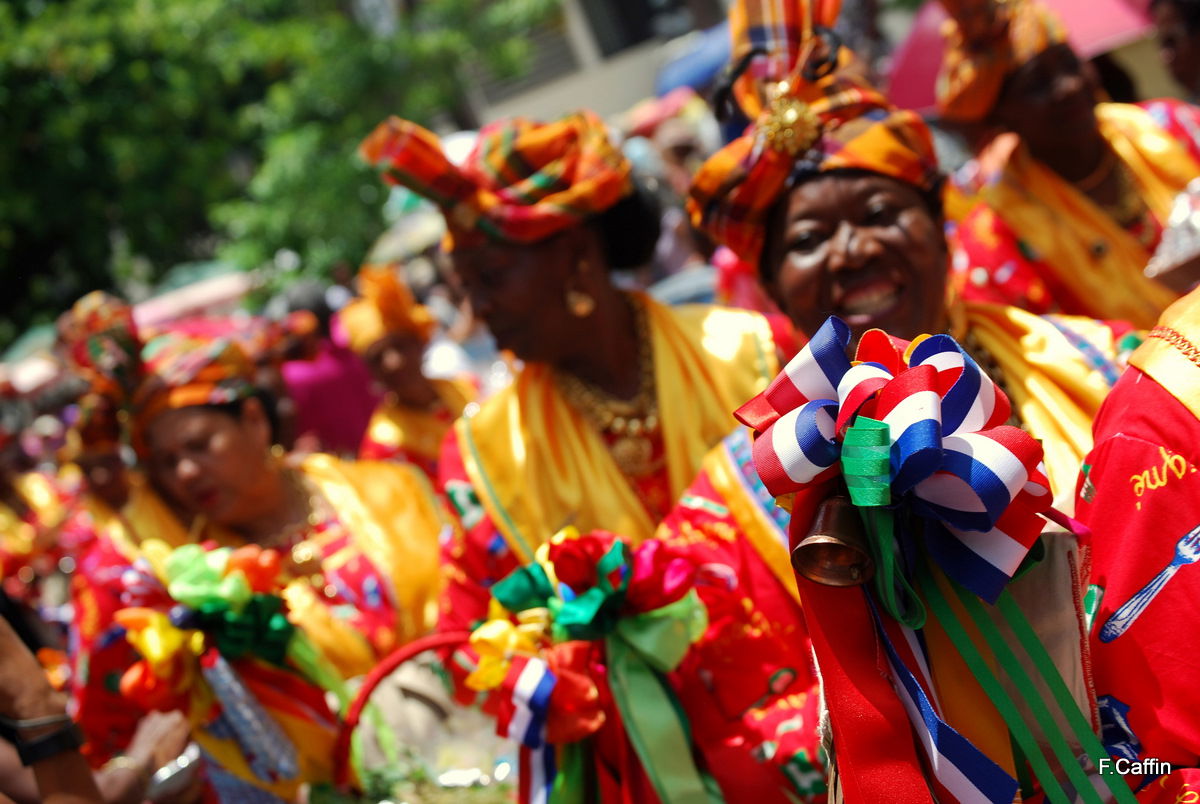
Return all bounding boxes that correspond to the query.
[0,615,100,804]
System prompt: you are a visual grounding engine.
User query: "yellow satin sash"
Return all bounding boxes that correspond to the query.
[283,454,447,678]
[979,103,1193,328]
[363,377,475,462]
[457,294,778,562]
[1130,286,1200,421]
[966,302,1122,512]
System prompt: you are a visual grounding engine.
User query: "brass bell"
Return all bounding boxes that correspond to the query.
[791,494,874,587]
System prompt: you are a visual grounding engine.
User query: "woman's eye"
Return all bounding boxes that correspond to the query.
[864,202,897,226]
[789,230,825,253]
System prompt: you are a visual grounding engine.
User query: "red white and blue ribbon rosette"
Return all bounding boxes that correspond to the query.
[736,316,1051,603]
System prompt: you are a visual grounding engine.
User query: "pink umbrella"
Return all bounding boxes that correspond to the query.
[887,0,1153,113]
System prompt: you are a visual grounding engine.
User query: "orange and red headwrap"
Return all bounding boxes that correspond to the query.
[133,334,257,429]
[935,0,1068,123]
[689,0,941,268]
[340,264,436,355]
[59,291,142,403]
[359,110,633,251]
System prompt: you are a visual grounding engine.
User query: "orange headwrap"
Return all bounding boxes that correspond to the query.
[359,110,633,250]
[340,264,437,355]
[689,0,940,267]
[935,0,1068,123]
[133,334,257,428]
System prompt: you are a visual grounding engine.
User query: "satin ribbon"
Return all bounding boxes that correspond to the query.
[738,316,1050,604]
[467,529,719,804]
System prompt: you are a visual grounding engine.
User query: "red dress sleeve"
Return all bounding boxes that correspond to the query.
[1075,368,1200,796]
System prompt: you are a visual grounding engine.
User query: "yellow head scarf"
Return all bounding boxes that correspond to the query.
[340,264,436,355]
[935,0,1068,123]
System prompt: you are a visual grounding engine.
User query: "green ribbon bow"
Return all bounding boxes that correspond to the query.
[491,540,721,804]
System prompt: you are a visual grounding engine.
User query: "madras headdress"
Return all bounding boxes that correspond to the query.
[935,0,1068,123]
[133,334,258,428]
[688,0,940,267]
[359,110,633,250]
[59,291,143,403]
[340,264,437,355]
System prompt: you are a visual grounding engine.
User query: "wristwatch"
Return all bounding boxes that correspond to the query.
[0,714,85,766]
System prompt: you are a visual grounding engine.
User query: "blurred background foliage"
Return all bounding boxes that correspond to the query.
[0,0,557,345]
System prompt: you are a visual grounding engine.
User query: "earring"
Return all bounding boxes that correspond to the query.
[566,289,596,317]
[270,444,286,459]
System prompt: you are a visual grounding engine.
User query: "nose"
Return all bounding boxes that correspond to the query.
[176,456,201,484]
[826,221,871,274]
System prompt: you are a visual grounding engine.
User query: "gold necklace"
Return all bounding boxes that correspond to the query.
[1071,146,1116,194]
[556,298,664,478]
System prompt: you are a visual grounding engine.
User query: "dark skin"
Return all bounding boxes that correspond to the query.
[363,332,441,411]
[762,170,950,346]
[991,43,1124,213]
[451,226,643,399]
[76,451,129,512]
[144,399,309,544]
[1154,0,1200,96]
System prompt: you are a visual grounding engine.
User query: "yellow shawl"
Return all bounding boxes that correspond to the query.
[362,377,475,463]
[977,103,1194,328]
[1129,286,1200,420]
[966,302,1124,511]
[457,295,778,561]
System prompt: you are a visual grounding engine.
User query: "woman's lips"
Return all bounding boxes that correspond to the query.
[834,277,903,326]
[193,487,220,510]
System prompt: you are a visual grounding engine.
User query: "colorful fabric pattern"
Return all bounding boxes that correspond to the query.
[133,334,257,427]
[689,0,939,267]
[341,264,437,354]
[934,0,1067,123]
[360,110,633,250]
[59,291,142,402]
[948,103,1197,327]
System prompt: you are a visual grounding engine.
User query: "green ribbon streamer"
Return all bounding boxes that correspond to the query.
[917,563,1072,804]
[550,741,592,804]
[842,417,926,629]
[994,591,1137,804]
[605,590,720,804]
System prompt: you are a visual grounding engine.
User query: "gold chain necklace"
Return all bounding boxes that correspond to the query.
[555,298,663,478]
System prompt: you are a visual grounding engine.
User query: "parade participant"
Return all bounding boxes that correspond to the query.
[685,0,1140,797]
[940,0,1200,325]
[342,264,475,478]
[1075,288,1200,802]
[359,108,779,795]
[1152,0,1200,101]
[68,326,452,802]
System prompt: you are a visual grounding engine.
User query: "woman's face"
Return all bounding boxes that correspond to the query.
[451,231,585,363]
[77,450,129,511]
[763,171,948,344]
[1155,1,1200,95]
[993,43,1097,152]
[365,332,427,397]
[144,401,273,528]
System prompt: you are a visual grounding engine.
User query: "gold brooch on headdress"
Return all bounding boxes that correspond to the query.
[758,82,821,156]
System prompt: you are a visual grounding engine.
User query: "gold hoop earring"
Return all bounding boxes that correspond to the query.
[566,289,596,317]
[270,443,286,459]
